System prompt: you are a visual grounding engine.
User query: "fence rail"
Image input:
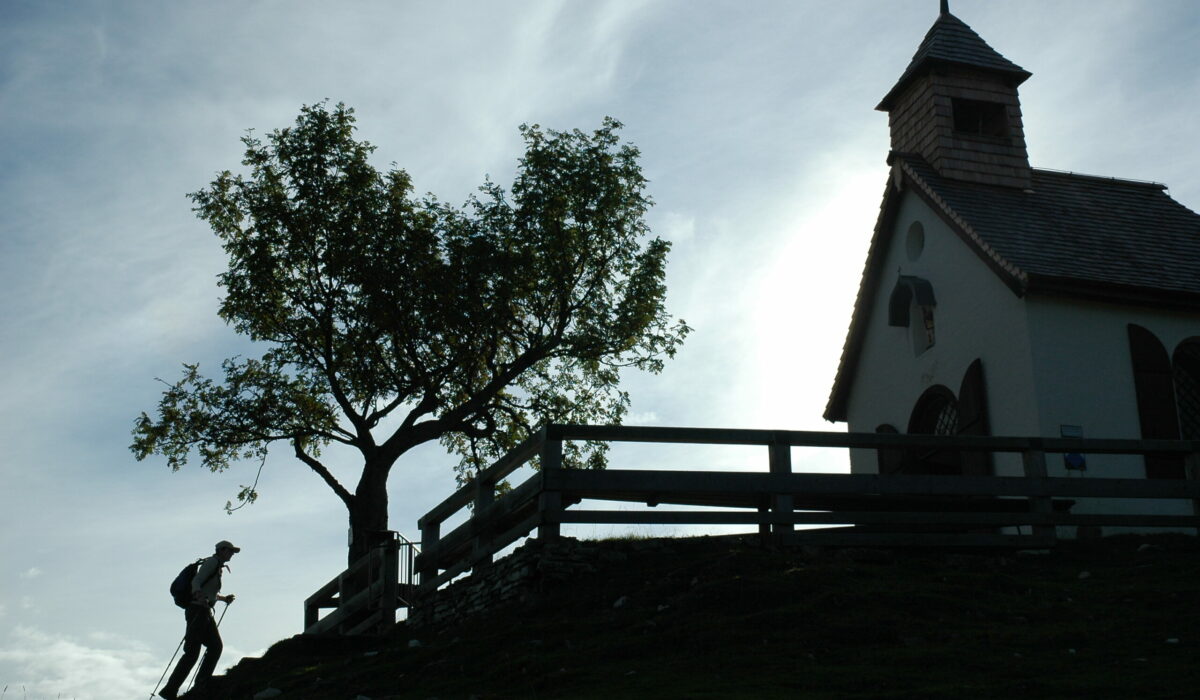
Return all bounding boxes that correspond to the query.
[416,424,1200,593]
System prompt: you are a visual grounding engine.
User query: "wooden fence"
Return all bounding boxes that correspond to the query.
[303,531,419,636]
[416,424,1200,594]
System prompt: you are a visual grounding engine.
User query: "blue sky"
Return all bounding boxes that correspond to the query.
[2,1,1198,697]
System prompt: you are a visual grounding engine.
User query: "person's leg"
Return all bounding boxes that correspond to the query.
[192,612,224,687]
[160,608,204,697]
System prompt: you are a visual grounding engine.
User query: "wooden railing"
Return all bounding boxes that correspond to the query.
[416,425,1200,593]
[303,531,419,636]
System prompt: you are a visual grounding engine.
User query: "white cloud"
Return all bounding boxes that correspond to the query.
[658,211,697,243]
[20,567,43,580]
[625,410,660,425]
[0,626,161,700]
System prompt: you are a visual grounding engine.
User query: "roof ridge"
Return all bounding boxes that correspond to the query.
[1031,167,1167,190]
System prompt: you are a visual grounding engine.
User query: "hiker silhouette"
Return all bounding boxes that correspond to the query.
[158,540,239,699]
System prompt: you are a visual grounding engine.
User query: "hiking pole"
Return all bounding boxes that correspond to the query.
[215,598,231,627]
[149,635,187,700]
[184,599,231,695]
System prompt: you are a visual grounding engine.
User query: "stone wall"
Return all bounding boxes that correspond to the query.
[408,537,603,630]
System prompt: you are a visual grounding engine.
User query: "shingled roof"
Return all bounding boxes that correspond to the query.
[823,154,1200,422]
[899,155,1200,299]
[877,11,1032,111]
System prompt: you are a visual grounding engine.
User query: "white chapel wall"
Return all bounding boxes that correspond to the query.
[844,190,1039,475]
[1025,296,1200,522]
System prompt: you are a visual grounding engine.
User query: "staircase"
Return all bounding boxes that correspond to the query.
[304,531,420,636]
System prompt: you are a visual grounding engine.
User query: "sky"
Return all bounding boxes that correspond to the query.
[2,0,1198,697]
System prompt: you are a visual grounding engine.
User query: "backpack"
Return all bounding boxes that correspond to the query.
[170,558,217,608]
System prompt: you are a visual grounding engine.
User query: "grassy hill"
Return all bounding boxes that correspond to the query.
[194,533,1199,699]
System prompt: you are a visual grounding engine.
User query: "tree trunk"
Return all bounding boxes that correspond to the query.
[347,464,390,565]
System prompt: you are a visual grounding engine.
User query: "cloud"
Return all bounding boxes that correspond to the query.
[625,410,660,425]
[0,626,161,700]
[658,211,696,243]
[20,567,42,580]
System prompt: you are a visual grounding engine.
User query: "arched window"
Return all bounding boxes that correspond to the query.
[1128,324,1184,479]
[906,386,961,475]
[1172,339,1200,442]
[888,276,936,355]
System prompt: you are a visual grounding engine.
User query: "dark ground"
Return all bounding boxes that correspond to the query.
[190,533,1200,699]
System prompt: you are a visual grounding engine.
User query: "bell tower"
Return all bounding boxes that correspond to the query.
[877,3,1033,189]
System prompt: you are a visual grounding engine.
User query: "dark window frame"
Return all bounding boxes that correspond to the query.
[951,98,1010,139]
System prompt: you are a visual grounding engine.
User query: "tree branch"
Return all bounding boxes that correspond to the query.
[294,441,354,508]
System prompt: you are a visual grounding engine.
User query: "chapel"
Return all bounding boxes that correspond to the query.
[824,2,1200,513]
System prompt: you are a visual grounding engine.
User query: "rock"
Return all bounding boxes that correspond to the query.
[408,639,424,648]
[613,595,630,609]
[253,689,283,699]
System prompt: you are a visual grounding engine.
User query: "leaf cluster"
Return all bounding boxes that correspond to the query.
[132,101,689,503]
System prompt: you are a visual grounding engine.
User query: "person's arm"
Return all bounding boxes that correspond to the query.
[191,557,219,602]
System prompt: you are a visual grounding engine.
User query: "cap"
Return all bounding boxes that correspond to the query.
[215,540,242,553]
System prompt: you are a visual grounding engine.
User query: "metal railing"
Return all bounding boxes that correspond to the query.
[416,424,1200,594]
[303,531,420,635]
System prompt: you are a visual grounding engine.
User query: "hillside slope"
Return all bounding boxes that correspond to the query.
[195,534,1199,699]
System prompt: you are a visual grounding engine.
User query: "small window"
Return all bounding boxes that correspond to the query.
[952,98,1009,138]
[888,276,937,356]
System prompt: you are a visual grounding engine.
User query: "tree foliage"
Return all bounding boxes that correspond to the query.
[131,102,688,558]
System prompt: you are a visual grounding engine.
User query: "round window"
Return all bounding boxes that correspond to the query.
[905,221,925,261]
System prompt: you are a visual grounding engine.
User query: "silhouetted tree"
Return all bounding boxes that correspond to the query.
[132,102,689,563]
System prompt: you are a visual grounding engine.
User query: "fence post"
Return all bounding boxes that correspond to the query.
[538,430,563,541]
[417,518,441,593]
[473,473,495,571]
[1022,442,1056,545]
[757,504,771,540]
[380,535,400,627]
[769,433,795,545]
[304,598,318,632]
